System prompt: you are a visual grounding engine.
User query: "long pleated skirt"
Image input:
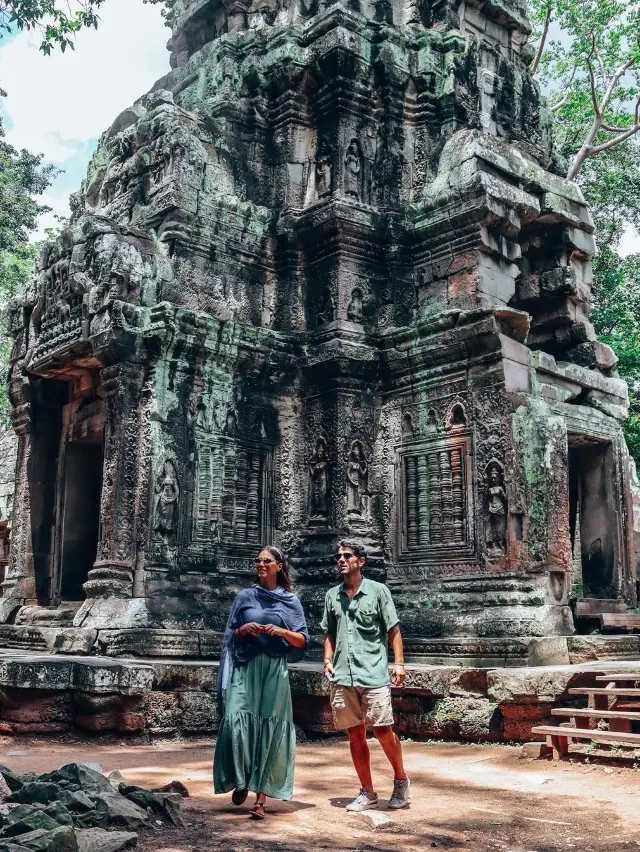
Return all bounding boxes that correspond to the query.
[213,653,296,800]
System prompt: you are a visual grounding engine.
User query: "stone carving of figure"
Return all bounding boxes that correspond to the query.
[154,460,180,545]
[346,440,368,516]
[486,463,507,556]
[309,438,330,522]
[347,288,364,323]
[223,409,238,436]
[317,287,335,326]
[344,140,362,200]
[316,142,332,198]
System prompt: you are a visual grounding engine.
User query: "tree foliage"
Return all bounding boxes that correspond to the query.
[0,0,177,53]
[530,0,640,179]
[529,0,640,462]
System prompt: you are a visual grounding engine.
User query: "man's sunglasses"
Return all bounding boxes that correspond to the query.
[334,553,356,561]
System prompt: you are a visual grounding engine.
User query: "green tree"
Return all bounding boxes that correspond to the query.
[530,0,640,461]
[530,0,640,180]
[0,81,56,428]
[0,0,177,53]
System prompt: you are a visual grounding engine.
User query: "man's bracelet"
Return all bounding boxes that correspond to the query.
[324,658,333,665]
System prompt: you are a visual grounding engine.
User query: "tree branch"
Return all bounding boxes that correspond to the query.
[590,122,640,156]
[531,5,552,76]
[586,37,601,116]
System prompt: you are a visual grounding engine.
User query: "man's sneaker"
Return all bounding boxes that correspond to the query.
[345,789,379,812]
[388,777,411,809]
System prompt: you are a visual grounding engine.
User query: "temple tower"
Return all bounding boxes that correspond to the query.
[3,0,637,664]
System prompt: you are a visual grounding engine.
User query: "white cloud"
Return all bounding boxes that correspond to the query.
[0,0,170,234]
[619,225,640,258]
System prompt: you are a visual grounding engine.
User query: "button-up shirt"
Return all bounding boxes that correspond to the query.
[321,578,399,688]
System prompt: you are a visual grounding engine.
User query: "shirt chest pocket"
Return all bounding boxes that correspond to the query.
[354,605,379,633]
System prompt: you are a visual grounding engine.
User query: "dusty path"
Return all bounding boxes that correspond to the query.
[0,736,638,851]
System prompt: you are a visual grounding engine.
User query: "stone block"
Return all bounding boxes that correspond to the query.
[527,637,570,667]
[178,691,218,732]
[500,703,554,741]
[139,692,181,733]
[567,341,618,370]
[70,661,154,696]
[75,829,138,852]
[520,741,553,758]
[96,630,199,658]
[152,661,217,692]
[4,826,78,852]
[74,599,151,630]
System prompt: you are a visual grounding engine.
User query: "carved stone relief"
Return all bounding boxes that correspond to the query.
[154,460,180,546]
[309,437,330,524]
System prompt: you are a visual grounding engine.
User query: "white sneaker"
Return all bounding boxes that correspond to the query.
[346,788,379,812]
[388,777,411,809]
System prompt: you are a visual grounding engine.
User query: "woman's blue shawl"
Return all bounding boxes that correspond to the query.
[217,585,309,712]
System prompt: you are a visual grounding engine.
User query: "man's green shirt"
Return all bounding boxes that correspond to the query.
[321,577,399,688]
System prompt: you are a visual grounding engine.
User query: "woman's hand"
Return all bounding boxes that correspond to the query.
[238,622,263,638]
[261,623,285,638]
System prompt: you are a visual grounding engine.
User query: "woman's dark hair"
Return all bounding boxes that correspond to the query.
[256,545,292,592]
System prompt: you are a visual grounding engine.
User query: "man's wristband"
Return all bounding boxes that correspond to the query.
[324,658,333,665]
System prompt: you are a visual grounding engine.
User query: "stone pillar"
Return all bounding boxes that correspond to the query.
[2,325,35,601]
[84,363,145,599]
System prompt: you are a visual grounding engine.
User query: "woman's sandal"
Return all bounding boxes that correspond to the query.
[249,801,266,820]
[231,788,249,806]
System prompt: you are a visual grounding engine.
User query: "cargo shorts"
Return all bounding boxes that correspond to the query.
[329,683,395,730]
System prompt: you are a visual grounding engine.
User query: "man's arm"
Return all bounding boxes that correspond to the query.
[323,632,336,678]
[388,624,405,687]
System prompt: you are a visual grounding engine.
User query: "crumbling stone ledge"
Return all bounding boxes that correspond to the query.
[0,651,637,743]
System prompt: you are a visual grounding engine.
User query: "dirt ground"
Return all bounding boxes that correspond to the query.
[0,735,638,852]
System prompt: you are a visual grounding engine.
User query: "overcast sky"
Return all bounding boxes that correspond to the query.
[0,0,169,236]
[0,1,638,254]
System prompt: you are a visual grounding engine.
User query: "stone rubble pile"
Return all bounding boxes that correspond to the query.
[0,763,187,852]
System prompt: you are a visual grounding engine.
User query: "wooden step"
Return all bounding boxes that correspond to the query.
[600,613,640,632]
[532,725,640,746]
[551,708,640,721]
[575,599,628,616]
[569,687,640,697]
[595,673,640,682]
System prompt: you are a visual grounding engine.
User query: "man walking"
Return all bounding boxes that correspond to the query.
[321,539,411,811]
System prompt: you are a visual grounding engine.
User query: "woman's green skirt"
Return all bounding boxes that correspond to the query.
[213,653,296,800]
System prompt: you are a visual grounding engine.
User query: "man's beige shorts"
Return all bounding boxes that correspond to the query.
[329,683,395,730]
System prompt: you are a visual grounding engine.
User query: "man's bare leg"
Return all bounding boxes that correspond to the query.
[347,724,375,792]
[372,725,406,779]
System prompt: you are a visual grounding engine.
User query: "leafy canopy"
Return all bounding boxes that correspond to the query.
[529,0,640,179]
[0,0,177,53]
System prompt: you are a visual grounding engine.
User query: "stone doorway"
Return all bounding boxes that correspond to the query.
[568,441,619,600]
[56,442,103,601]
[52,380,105,604]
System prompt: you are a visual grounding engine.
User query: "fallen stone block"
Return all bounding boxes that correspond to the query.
[1,804,62,837]
[38,766,112,797]
[150,781,189,799]
[91,794,149,832]
[7,785,64,807]
[2,826,77,852]
[519,742,553,759]
[353,811,397,829]
[58,793,95,815]
[75,829,137,852]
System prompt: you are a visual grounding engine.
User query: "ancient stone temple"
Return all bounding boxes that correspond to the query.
[3,0,640,677]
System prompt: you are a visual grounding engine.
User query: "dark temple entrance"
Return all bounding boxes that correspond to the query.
[568,441,619,600]
[53,376,105,603]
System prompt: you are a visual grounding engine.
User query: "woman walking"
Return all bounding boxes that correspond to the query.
[214,546,309,819]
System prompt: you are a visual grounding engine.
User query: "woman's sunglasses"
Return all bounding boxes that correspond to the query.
[255,558,279,565]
